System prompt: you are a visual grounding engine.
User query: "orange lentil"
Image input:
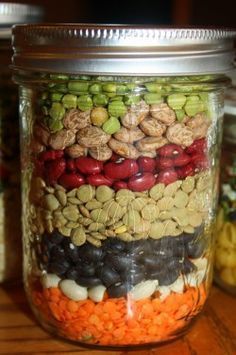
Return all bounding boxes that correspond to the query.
[67,300,79,313]
[30,283,207,346]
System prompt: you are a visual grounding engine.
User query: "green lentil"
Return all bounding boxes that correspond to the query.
[79,205,90,218]
[85,200,103,210]
[123,209,141,230]
[149,184,165,200]
[115,189,135,206]
[76,185,95,203]
[96,185,114,202]
[88,222,104,232]
[71,227,86,246]
[62,205,79,221]
[141,204,159,221]
[42,194,60,211]
[90,209,109,223]
[129,197,147,211]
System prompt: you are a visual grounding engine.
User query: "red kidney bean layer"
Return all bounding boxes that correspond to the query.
[35,139,208,191]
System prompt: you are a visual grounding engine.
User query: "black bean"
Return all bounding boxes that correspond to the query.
[104,254,135,272]
[180,259,197,274]
[76,276,102,287]
[104,238,127,253]
[50,245,66,261]
[186,239,206,258]
[50,231,64,244]
[122,272,145,286]
[63,243,80,263]
[99,266,121,287]
[78,244,103,262]
[150,267,179,286]
[107,282,131,298]
[66,268,80,280]
[48,260,70,276]
[77,263,96,277]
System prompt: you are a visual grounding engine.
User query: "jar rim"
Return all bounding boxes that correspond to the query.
[12,24,236,75]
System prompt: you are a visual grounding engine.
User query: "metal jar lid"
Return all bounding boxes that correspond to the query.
[0,3,43,39]
[12,24,236,75]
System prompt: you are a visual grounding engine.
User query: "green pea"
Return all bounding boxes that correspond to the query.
[49,102,65,120]
[102,117,120,134]
[77,95,93,111]
[184,96,205,116]
[62,94,77,108]
[51,92,63,102]
[51,83,68,93]
[167,94,187,109]
[49,74,69,81]
[102,83,117,93]
[109,96,123,102]
[41,92,48,100]
[108,101,127,117]
[126,83,136,91]
[175,109,185,121]
[48,118,64,132]
[116,84,128,94]
[145,83,162,93]
[143,93,163,105]
[89,83,102,94]
[68,81,89,93]
[124,94,141,105]
[93,94,109,106]
[41,106,49,115]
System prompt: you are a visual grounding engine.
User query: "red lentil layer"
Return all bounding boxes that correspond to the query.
[31,283,207,346]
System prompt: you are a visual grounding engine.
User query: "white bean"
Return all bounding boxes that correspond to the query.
[59,279,88,301]
[88,285,106,302]
[41,273,61,288]
[129,280,158,300]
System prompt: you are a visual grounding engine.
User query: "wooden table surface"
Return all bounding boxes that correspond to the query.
[0,283,235,355]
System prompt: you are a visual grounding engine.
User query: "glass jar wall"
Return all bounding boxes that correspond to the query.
[0,3,43,282]
[214,86,236,295]
[12,25,236,347]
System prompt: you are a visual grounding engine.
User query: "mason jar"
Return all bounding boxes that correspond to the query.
[214,85,236,295]
[12,25,236,347]
[0,3,43,282]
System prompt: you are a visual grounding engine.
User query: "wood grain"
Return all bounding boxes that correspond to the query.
[0,283,235,355]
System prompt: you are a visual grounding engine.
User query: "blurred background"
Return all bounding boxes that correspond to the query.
[1,0,236,26]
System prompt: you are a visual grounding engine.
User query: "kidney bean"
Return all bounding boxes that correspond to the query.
[156,169,178,185]
[34,159,45,177]
[113,181,128,191]
[104,159,139,180]
[39,149,64,161]
[75,156,103,175]
[191,153,209,170]
[59,172,85,189]
[128,172,156,192]
[157,144,183,157]
[173,153,191,167]
[176,163,195,179]
[87,174,113,186]
[138,156,156,173]
[66,159,76,172]
[185,138,207,155]
[45,158,66,185]
[156,157,173,170]
[110,153,124,162]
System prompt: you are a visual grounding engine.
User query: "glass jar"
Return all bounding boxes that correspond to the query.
[0,3,43,282]
[12,25,236,347]
[214,85,236,295]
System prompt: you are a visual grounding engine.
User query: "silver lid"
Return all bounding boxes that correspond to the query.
[0,3,43,39]
[12,24,236,75]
